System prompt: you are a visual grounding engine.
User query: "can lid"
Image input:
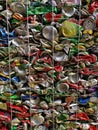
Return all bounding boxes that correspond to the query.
[42,26,58,41]
[62,6,76,17]
[57,83,69,93]
[10,2,26,15]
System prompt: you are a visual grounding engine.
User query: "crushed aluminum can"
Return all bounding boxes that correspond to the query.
[31,114,44,126]
[0,0,98,129]
[83,16,96,30]
[81,123,90,130]
[56,83,69,93]
[42,26,58,41]
[0,102,7,111]
[68,72,79,83]
[1,10,13,20]
[62,6,76,17]
[34,125,48,130]
[10,2,26,14]
[64,0,81,5]
[12,118,20,126]
[68,103,79,113]
[53,51,68,62]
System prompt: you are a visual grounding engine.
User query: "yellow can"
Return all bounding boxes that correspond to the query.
[60,20,80,37]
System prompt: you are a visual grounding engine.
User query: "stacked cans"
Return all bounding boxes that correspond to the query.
[0,0,98,129]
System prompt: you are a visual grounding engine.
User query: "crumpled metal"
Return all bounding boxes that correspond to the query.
[0,0,98,130]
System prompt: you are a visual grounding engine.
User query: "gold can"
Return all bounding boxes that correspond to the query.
[0,102,7,111]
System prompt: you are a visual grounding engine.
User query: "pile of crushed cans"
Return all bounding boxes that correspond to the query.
[0,0,98,129]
